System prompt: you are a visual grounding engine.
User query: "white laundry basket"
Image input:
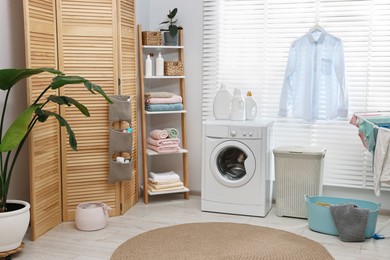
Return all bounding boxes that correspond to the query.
[273,146,326,218]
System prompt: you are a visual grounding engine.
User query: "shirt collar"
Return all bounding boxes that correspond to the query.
[307,31,326,44]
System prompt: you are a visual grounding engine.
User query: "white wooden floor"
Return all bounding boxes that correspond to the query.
[11,195,390,259]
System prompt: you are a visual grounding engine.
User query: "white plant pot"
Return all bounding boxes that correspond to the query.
[0,200,30,252]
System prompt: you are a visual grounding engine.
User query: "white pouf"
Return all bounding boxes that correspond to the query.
[75,202,111,231]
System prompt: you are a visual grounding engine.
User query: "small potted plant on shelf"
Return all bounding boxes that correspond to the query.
[160,8,183,46]
[0,68,112,252]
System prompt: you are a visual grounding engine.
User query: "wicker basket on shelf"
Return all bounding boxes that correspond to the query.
[164,61,184,76]
[142,31,162,45]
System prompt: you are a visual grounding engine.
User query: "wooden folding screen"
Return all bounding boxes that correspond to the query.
[117,0,138,213]
[23,0,137,240]
[23,0,62,241]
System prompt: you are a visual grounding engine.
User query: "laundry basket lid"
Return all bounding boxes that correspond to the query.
[273,146,326,156]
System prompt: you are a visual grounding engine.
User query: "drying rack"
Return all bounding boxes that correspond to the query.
[351,111,390,239]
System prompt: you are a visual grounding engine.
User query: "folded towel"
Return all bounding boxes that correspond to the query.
[150,129,169,139]
[145,95,182,104]
[149,171,180,182]
[164,128,179,138]
[145,103,183,112]
[148,181,184,190]
[148,178,182,185]
[147,144,179,153]
[145,91,176,98]
[330,204,369,242]
[147,137,180,146]
[148,185,186,193]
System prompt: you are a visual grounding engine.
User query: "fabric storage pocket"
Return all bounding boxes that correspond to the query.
[321,58,332,75]
[109,129,132,153]
[108,160,132,183]
[109,95,132,122]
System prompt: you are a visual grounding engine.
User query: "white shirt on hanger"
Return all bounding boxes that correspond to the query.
[279,30,348,121]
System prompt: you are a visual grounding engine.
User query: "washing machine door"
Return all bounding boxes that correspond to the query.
[210,140,256,187]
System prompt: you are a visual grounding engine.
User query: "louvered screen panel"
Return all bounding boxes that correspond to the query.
[117,0,138,213]
[57,0,120,221]
[23,0,61,240]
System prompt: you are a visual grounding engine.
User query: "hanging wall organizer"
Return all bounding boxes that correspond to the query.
[109,95,133,183]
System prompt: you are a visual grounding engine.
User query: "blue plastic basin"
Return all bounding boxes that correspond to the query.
[305,195,381,238]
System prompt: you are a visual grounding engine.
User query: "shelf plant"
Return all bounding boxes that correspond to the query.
[0,68,112,213]
[160,8,183,45]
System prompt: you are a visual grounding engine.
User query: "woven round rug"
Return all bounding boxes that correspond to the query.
[111,222,334,260]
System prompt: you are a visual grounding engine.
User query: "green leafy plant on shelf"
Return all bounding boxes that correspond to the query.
[160,8,183,37]
[0,68,112,212]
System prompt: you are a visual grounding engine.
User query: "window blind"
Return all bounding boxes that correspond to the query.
[202,0,390,190]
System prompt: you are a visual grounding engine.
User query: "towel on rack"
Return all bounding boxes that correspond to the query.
[147,136,180,146]
[149,171,180,182]
[374,128,390,196]
[150,129,169,139]
[145,91,176,98]
[164,128,179,138]
[330,204,369,242]
[147,143,180,153]
[145,103,183,112]
[145,95,182,104]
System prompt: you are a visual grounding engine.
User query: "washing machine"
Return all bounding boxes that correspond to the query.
[201,119,273,217]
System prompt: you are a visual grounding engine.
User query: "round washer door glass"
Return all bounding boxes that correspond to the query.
[210,140,256,187]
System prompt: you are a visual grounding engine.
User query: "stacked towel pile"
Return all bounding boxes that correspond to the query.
[147,128,180,153]
[145,91,183,112]
[148,171,185,192]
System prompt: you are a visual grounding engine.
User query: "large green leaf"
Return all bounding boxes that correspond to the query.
[0,68,62,91]
[51,76,112,104]
[168,8,178,19]
[83,81,112,104]
[47,95,90,117]
[169,25,179,36]
[39,110,77,151]
[50,75,87,89]
[0,104,40,152]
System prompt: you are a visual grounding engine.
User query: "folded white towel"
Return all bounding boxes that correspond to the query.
[149,171,180,182]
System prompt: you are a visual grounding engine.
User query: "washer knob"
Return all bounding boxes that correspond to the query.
[230,130,237,137]
[249,131,253,137]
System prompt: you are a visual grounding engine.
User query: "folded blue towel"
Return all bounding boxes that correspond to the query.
[145,103,183,112]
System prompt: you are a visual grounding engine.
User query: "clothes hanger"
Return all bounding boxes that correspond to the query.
[309,18,325,33]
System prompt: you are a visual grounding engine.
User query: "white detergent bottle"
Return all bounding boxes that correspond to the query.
[156,52,164,76]
[145,54,152,77]
[213,83,232,120]
[245,90,257,120]
[230,88,246,121]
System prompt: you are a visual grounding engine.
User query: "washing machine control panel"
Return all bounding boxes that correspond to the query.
[229,126,262,139]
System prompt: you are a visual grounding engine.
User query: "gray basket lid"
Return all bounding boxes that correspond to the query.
[273,146,326,156]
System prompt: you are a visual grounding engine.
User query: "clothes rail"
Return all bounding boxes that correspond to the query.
[350,111,390,196]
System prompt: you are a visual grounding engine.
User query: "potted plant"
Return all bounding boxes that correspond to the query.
[160,8,183,46]
[0,68,111,252]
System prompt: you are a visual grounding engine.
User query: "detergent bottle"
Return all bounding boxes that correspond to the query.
[145,54,152,77]
[213,83,232,120]
[230,88,246,121]
[245,90,257,120]
[156,52,164,76]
